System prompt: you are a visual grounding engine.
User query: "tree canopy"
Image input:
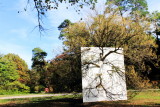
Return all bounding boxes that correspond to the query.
[0,54,30,94]
[3,53,29,84]
[58,10,157,89]
[30,47,48,92]
[32,47,47,69]
[106,0,148,17]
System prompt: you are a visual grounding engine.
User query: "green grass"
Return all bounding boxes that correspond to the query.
[128,90,160,106]
[134,90,160,99]
[0,91,160,107]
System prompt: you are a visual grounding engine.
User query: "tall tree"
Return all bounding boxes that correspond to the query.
[59,13,157,89]
[47,52,81,92]
[106,0,148,18]
[150,11,160,45]
[58,19,72,30]
[58,19,73,40]
[31,47,47,92]
[32,47,47,69]
[145,11,160,81]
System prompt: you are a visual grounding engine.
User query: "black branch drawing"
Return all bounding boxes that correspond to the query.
[82,47,127,102]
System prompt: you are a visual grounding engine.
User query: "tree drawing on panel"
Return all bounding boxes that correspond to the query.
[81,47,127,102]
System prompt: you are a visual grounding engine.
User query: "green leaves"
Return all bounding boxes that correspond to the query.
[0,54,30,93]
[3,53,29,84]
[30,47,48,92]
[150,11,160,21]
[32,47,47,68]
[106,0,148,17]
[0,57,19,86]
[58,19,72,31]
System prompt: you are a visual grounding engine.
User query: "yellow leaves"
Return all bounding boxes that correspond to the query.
[61,13,157,67]
[62,22,89,49]
[126,65,152,89]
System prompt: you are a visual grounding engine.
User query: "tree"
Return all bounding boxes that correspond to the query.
[47,52,81,92]
[146,11,160,81]
[0,57,19,87]
[0,57,30,94]
[58,19,72,30]
[59,12,157,90]
[106,0,149,18]
[30,47,47,92]
[58,19,73,40]
[26,0,97,34]
[150,11,160,50]
[3,53,29,84]
[32,47,47,69]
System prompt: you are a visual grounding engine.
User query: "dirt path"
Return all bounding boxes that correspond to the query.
[0,93,78,99]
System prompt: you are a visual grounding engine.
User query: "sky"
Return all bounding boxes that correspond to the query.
[0,0,160,68]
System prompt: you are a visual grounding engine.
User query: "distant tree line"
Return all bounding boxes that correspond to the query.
[29,47,81,93]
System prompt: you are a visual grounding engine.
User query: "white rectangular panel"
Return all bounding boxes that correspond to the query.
[81,47,127,102]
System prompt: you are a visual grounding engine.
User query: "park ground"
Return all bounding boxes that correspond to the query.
[0,90,160,107]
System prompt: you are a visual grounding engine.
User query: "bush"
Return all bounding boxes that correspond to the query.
[6,81,30,93]
[0,81,30,95]
[34,85,45,93]
[126,65,152,89]
[0,90,27,95]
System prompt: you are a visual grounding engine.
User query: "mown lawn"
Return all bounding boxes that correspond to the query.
[0,90,160,107]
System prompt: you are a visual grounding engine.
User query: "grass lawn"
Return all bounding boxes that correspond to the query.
[0,90,160,107]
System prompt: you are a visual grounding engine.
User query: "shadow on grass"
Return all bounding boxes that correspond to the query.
[1,98,160,107]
